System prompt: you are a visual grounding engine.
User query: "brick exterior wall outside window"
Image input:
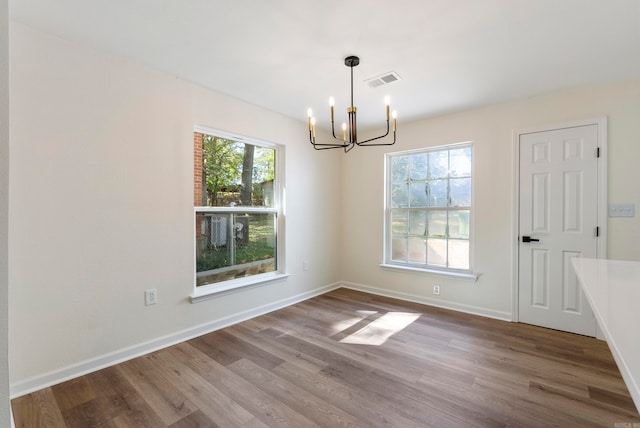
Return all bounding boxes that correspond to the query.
[194,132,203,207]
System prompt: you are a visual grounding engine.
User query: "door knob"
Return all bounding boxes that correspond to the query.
[522,236,539,243]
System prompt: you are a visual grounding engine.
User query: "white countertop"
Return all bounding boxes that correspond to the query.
[572,258,640,412]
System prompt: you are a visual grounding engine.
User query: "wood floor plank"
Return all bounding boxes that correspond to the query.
[265,325,427,384]
[190,329,285,370]
[224,323,328,373]
[151,348,255,427]
[240,417,271,428]
[228,358,369,428]
[50,376,95,412]
[81,366,149,425]
[165,343,321,427]
[168,410,218,428]
[91,365,165,428]
[526,380,637,426]
[117,355,199,425]
[59,398,119,428]
[57,365,163,428]
[272,361,425,428]
[588,385,640,413]
[11,288,640,427]
[11,388,67,428]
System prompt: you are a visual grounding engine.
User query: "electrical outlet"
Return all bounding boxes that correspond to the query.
[303,260,310,271]
[145,289,158,306]
[433,285,440,296]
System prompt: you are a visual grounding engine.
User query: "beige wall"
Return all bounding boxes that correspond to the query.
[9,23,343,391]
[1,0,10,424]
[341,76,640,318]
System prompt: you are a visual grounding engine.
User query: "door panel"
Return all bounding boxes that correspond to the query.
[562,250,582,312]
[532,173,549,232]
[531,249,548,307]
[518,125,598,336]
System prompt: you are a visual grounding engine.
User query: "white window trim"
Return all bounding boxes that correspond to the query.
[379,263,479,281]
[383,141,475,276]
[191,126,286,302]
[191,272,291,303]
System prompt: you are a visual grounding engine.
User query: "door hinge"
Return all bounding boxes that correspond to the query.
[596,226,600,237]
[596,147,600,158]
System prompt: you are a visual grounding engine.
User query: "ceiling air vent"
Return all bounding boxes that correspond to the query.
[364,71,402,89]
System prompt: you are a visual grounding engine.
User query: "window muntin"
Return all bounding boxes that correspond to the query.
[194,130,281,288]
[386,144,472,272]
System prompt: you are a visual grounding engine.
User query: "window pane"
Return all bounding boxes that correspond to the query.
[200,137,275,208]
[391,210,408,234]
[391,183,409,208]
[450,147,471,177]
[409,182,427,207]
[426,238,446,266]
[408,210,426,235]
[449,210,470,239]
[429,151,449,179]
[449,177,471,207]
[427,179,448,207]
[391,237,408,262]
[195,212,276,286]
[408,237,426,264]
[409,153,428,180]
[252,146,277,208]
[391,156,409,181]
[427,211,447,237]
[448,240,469,270]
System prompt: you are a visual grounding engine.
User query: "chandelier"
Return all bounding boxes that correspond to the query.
[307,56,397,153]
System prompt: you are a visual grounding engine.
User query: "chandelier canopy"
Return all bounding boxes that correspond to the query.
[307,56,397,153]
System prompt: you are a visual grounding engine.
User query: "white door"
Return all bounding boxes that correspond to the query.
[518,125,599,336]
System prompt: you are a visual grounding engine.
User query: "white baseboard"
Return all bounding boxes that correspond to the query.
[10,282,341,398]
[341,281,513,322]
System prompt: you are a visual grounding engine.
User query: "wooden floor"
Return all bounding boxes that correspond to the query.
[12,289,640,427]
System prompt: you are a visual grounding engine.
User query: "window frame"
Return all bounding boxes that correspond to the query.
[191,126,287,302]
[382,142,476,280]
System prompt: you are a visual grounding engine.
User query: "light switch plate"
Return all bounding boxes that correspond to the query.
[608,203,635,218]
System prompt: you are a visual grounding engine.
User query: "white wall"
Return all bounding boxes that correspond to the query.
[8,23,343,393]
[341,76,640,319]
[0,0,10,424]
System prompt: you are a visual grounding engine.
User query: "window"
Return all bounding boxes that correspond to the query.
[385,143,472,273]
[193,127,284,297]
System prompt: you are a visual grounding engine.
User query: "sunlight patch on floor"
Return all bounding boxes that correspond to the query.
[339,312,421,346]
[330,310,377,333]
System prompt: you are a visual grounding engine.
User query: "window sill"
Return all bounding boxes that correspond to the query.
[380,263,479,281]
[190,272,290,303]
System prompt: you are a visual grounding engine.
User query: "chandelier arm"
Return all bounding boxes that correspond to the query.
[344,142,355,153]
[314,145,345,150]
[356,121,394,146]
[356,131,397,146]
[311,142,350,148]
[310,125,350,149]
[310,139,351,149]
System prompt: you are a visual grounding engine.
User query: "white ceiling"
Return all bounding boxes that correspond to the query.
[10,0,640,130]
